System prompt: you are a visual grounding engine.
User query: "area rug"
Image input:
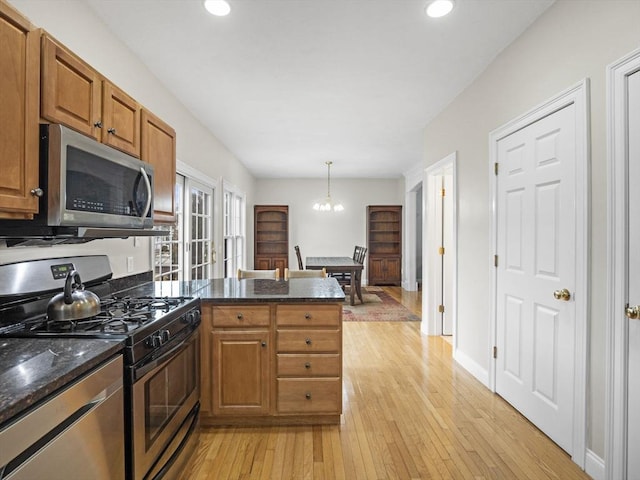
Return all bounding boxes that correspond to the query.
[342,287,421,322]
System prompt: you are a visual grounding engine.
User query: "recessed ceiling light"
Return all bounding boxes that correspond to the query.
[426,0,454,18]
[204,0,231,17]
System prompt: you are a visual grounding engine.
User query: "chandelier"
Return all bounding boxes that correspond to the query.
[313,161,344,212]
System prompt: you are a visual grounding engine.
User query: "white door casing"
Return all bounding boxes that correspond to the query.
[606,48,640,480]
[490,80,589,468]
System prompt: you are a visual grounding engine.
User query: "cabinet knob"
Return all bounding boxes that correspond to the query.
[30,188,44,197]
[305,338,312,345]
[304,313,311,319]
[305,392,312,400]
[94,121,103,128]
[304,362,311,369]
[107,127,116,134]
[236,313,243,320]
[261,341,267,347]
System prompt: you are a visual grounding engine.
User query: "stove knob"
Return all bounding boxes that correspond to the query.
[147,333,163,348]
[161,329,171,343]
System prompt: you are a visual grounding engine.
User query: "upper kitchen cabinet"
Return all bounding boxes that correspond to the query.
[0,1,40,219]
[141,109,176,223]
[41,34,141,158]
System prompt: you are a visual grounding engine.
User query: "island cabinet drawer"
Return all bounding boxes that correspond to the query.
[276,304,341,327]
[277,378,341,414]
[277,329,340,353]
[277,353,341,377]
[211,305,270,327]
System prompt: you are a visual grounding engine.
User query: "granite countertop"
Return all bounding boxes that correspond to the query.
[117,277,345,303]
[0,338,123,427]
[189,277,346,303]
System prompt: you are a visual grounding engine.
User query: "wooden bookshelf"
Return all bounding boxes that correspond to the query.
[367,205,402,286]
[254,205,289,271]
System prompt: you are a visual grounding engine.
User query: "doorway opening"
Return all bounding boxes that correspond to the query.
[423,152,457,343]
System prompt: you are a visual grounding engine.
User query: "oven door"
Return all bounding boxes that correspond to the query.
[131,327,200,480]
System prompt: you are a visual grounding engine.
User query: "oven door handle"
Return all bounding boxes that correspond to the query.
[134,338,190,381]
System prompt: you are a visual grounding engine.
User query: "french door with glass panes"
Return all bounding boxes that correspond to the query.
[154,174,214,281]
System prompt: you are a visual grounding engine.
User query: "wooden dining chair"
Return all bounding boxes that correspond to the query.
[284,267,326,280]
[237,268,280,279]
[294,245,304,270]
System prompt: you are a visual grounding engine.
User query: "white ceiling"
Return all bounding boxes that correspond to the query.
[85,0,554,179]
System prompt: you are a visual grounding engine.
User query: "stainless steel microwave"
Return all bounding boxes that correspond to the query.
[0,124,161,245]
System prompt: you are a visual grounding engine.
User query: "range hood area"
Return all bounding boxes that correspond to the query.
[0,226,169,248]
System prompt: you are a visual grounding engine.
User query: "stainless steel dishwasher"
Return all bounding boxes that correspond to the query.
[0,355,124,480]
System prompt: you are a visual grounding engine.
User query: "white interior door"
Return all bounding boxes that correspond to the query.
[626,68,640,478]
[495,104,576,454]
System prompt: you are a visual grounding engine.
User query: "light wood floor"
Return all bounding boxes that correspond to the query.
[185,287,590,479]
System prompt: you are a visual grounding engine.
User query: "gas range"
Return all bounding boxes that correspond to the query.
[0,256,201,367]
[0,255,202,480]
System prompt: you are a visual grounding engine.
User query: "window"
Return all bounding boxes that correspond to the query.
[223,185,246,278]
[154,173,214,281]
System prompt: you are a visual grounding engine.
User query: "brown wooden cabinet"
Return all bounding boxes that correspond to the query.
[200,301,342,425]
[0,1,40,219]
[254,205,288,271]
[141,109,176,223]
[41,34,141,158]
[276,304,342,416]
[367,205,402,286]
[203,305,271,417]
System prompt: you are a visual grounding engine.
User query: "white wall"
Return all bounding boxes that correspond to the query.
[254,178,404,283]
[421,0,640,459]
[2,0,255,278]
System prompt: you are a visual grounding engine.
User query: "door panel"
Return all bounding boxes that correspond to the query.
[496,104,576,454]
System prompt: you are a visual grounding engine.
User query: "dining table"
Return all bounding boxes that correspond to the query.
[306,256,364,306]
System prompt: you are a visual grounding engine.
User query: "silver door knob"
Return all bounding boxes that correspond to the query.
[626,305,640,320]
[553,288,571,301]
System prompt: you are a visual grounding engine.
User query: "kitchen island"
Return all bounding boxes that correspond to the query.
[195,277,345,426]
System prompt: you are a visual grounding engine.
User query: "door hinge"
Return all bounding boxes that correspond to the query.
[493,346,497,359]
[494,255,498,267]
[439,247,445,256]
[494,162,499,175]
[438,304,445,313]
[441,188,446,197]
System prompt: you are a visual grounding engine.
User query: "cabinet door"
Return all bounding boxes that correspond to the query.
[102,81,140,157]
[141,109,176,223]
[211,330,270,415]
[385,257,401,284]
[255,257,272,270]
[41,34,101,140]
[273,257,288,273]
[0,4,39,218]
[368,258,385,285]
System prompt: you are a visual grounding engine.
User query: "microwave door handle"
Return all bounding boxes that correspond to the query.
[140,167,152,218]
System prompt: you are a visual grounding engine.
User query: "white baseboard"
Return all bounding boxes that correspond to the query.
[584,449,604,480]
[453,348,489,387]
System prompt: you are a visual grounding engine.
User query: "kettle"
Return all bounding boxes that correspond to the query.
[47,270,101,321]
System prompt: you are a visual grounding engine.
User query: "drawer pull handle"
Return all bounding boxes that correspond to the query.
[305,392,312,400]
[237,313,243,320]
[305,338,312,345]
[304,313,311,319]
[304,362,311,369]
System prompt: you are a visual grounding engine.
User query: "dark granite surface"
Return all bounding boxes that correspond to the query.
[191,277,345,303]
[0,338,123,427]
[0,276,340,428]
